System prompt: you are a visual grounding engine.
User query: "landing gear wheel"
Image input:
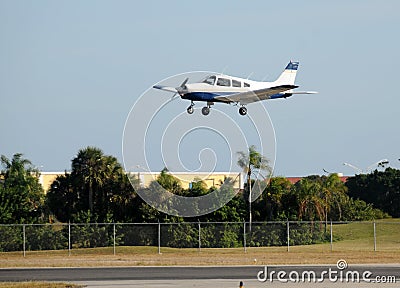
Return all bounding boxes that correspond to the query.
[239,106,247,116]
[202,106,210,116]
[187,106,194,114]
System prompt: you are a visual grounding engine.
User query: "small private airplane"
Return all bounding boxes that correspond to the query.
[153,61,317,116]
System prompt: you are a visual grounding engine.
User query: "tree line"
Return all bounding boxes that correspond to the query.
[1,147,398,226]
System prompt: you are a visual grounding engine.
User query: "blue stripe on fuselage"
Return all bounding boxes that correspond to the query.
[182,92,290,102]
[181,92,235,102]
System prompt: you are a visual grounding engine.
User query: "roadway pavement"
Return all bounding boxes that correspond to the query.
[0,265,399,287]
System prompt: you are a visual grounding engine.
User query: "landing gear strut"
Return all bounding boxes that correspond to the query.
[239,106,247,116]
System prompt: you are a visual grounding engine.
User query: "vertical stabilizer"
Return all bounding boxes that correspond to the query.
[274,61,299,85]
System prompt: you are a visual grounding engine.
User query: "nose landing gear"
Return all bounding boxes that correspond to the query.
[187,106,194,114]
[187,102,194,114]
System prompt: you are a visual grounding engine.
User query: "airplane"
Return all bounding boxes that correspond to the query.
[153,61,317,116]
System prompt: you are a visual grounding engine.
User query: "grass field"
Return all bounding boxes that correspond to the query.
[0,283,82,288]
[0,220,399,267]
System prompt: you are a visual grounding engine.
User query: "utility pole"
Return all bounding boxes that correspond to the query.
[248,162,252,233]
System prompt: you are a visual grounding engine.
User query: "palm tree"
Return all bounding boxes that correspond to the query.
[295,178,325,221]
[321,174,347,222]
[71,147,121,212]
[72,147,102,211]
[47,147,134,222]
[237,145,271,231]
[1,153,38,184]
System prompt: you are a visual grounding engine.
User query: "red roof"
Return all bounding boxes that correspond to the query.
[286,177,303,184]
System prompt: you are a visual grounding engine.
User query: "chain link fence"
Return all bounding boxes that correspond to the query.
[0,221,399,255]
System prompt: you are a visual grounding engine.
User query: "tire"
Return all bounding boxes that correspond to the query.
[187,106,194,114]
[202,107,210,116]
[239,107,247,116]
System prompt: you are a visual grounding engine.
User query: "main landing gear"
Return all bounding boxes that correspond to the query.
[239,106,247,116]
[201,102,213,116]
[201,106,210,116]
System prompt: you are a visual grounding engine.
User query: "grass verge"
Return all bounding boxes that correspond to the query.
[1,246,400,268]
[0,283,82,288]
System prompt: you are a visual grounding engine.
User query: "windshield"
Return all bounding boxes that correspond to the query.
[203,75,216,85]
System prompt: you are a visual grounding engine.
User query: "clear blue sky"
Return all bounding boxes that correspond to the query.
[1,0,399,176]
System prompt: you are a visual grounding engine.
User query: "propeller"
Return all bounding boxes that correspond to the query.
[171,78,189,99]
[176,77,189,93]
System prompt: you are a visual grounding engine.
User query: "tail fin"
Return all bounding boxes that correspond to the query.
[274,61,299,85]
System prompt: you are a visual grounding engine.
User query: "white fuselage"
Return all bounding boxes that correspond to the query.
[181,75,279,103]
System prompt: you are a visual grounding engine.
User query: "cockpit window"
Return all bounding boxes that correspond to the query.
[203,76,216,85]
[232,79,241,87]
[244,82,250,87]
[216,77,231,87]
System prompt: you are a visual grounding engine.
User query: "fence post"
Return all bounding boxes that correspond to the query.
[373,221,377,252]
[330,221,333,252]
[68,222,71,256]
[158,222,161,254]
[113,223,116,256]
[287,221,290,252]
[243,221,247,253]
[22,224,26,257]
[198,221,201,252]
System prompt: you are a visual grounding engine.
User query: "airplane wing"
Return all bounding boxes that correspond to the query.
[288,91,318,95]
[153,85,178,93]
[214,84,298,104]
